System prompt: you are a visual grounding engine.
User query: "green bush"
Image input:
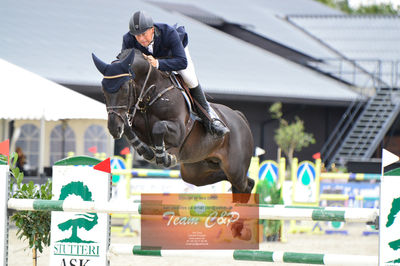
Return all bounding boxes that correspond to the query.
[7,152,52,265]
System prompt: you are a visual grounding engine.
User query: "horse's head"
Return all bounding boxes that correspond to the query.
[92,49,135,139]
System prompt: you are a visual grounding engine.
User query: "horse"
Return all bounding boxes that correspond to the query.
[92,49,255,200]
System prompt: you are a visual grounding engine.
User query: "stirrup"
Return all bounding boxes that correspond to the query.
[207,107,229,137]
[210,118,230,137]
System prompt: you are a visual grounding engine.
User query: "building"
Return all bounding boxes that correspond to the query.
[2,0,399,171]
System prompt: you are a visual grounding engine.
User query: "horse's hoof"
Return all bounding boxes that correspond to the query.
[163,154,177,168]
[156,156,164,165]
[170,155,178,167]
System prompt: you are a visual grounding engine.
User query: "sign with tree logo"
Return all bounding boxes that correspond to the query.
[50,156,111,266]
[380,167,400,265]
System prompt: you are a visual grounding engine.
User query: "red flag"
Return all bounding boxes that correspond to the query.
[94,158,111,173]
[0,139,9,158]
[88,146,98,154]
[312,152,321,160]
[120,147,130,155]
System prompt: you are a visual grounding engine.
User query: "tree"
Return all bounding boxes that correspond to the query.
[4,152,52,266]
[269,102,316,167]
[314,0,399,14]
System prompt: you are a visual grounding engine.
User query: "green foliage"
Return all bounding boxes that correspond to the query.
[274,117,315,153]
[314,0,399,14]
[0,154,7,164]
[355,4,398,14]
[9,152,52,254]
[269,102,316,166]
[315,0,337,8]
[256,179,283,238]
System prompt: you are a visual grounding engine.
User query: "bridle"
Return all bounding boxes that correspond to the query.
[103,62,175,128]
[103,73,135,126]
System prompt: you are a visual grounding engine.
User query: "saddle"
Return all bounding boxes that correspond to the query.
[168,73,213,123]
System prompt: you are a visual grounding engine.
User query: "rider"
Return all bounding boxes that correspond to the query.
[121,10,229,137]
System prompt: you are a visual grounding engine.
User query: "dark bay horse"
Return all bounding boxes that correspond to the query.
[92,49,255,198]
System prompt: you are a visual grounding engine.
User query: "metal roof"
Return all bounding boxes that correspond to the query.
[0,0,359,103]
[150,0,343,60]
[288,15,400,88]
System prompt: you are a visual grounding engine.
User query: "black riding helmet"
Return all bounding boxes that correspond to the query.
[129,11,154,35]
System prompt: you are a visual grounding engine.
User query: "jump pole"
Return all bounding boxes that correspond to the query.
[1,155,385,265]
[7,199,378,223]
[108,244,378,266]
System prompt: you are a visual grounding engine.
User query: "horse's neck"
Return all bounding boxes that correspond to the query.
[133,60,171,89]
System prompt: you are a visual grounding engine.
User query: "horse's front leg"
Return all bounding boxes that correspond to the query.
[152,120,182,168]
[123,120,155,162]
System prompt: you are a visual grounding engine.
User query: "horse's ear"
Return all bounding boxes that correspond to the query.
[119,49,135,72]
[92,53,108,75]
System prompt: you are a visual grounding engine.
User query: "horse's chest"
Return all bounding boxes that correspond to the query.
[131,113,159,142]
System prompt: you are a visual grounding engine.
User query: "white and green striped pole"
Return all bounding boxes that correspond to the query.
[108,244,378,265]
[7,199,378,223]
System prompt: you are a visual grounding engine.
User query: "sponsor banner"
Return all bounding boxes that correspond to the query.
[50,165,110,266]
[141,193,259,250]
[320,182,379,208]
[294,161,318,204]
[380,173,400,265]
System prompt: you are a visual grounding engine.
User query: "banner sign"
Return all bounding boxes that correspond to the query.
[380,169,400,265]
[50,158,110,266]
[293,161,318,204]
[141,193,259,250]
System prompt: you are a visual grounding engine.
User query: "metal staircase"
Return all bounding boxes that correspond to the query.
[314,59,400,168]
[321,87,400,168]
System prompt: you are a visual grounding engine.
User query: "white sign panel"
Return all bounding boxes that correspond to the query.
[50,164,110,266]
[293,162,318,204]
[380,174,400,265]
[0,165,9,266]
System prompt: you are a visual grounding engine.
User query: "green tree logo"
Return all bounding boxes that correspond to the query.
[56,181,98,243]
[386,197,400,263]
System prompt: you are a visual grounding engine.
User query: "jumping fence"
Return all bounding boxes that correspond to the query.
[2,156,396,265]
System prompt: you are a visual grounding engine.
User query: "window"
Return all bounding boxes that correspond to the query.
[15,124,40,171]
[84,125,108,155]
[50,124,76,165]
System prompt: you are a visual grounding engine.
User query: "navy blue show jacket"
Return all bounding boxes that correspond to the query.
[122,23,188,71]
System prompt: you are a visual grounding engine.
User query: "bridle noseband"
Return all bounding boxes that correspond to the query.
[103,62,176,130]
[103,73,135,126]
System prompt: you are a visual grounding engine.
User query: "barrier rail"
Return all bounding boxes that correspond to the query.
[108,244,378,265]
[8,199,378,223]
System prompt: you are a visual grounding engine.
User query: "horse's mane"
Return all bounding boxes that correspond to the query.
[116,48,141,61]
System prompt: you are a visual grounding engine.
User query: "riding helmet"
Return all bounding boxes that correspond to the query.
[129,11,154,35]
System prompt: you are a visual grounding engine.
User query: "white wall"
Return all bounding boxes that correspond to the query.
[13,119,110,167]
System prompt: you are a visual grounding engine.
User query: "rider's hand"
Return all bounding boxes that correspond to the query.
[143,54,158,68]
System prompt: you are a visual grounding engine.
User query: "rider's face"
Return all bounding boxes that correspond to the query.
[135,27,154,48]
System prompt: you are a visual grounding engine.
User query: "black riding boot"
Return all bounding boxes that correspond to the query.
[190,85,229,137]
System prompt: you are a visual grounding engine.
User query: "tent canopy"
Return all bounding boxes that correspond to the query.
[0,58,106,121]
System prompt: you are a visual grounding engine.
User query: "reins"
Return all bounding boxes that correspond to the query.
[104,73,133,125]
[103,59,177,129]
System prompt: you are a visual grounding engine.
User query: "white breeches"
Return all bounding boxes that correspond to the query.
[177,46,199,89]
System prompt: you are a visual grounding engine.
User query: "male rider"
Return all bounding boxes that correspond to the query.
[121,11,229,137]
